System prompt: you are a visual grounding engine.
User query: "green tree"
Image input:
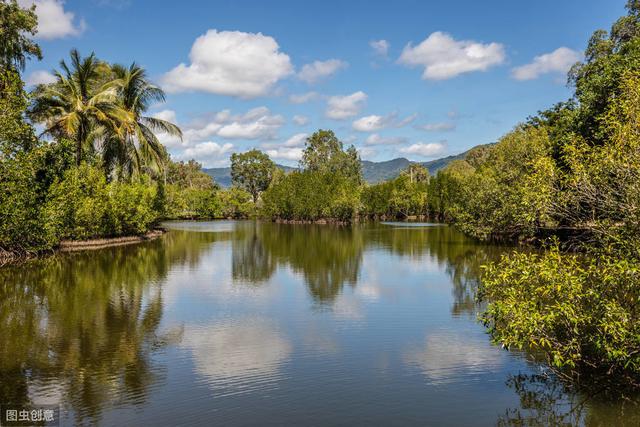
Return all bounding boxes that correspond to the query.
[28,49,130,166]
[108,63,181,178]
[0,0,41,72]
[300,129,363,184]
[230,149,275,203]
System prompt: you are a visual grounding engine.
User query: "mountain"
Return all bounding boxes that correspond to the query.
[203,145,484,187]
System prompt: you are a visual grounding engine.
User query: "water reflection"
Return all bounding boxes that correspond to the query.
[0,220,636,425]
[0,241,170,423]
[181,319,292,393]
[227,222,496,309]
[403,331,504,385]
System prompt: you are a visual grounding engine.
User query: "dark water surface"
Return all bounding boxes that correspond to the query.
[0,221,638,426]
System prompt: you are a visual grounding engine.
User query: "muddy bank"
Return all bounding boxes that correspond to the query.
[59,229,166,251]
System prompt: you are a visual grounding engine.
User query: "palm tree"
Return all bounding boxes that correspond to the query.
[28,49,130,166]
[107,63,182,178]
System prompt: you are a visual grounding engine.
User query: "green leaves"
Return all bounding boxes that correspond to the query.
[230,149,275,203]
[479,245,640,382]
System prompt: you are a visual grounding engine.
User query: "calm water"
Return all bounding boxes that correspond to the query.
[0,221,638,426]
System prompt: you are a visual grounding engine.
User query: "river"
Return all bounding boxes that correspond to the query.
[0,221,637,426]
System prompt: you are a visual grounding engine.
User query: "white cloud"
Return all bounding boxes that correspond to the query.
[283,133,308,147]
[152,109,177,123]
[352,112,416,132]
[25,70,56,86]
[326,91,367,120]
[288,91,319,104]
[353,115,389,132]
[364,133,407,146]
[217,107,285,139]
[153,107,284,150]
[358,146,378,159]
[176,142,234,167]
[399,142,446,158]
[298,59,347,84]
[292,115,309,126]
[265,147,304,162]
[18,0,85,39]
[418,122,456,132]
[162,29,293,98]
[398,31,505,80]
[511,47,581,81]
[370,39,390,57]
[188,107,284,141]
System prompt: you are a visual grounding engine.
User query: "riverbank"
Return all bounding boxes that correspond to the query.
[0,228,167,266]
[59,228,166,251]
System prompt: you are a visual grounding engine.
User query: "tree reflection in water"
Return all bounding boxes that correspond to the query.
[0,229,225,424]
[230,221,505,311]
[5,221,636,424]
[498,373,640,426]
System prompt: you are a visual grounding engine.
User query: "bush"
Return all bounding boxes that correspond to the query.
[45,164,159,240]
[261,170,360,221]
[479,245,640,383]
[109,178,158,236]
[219,187,254,219]
[0,153,57,254]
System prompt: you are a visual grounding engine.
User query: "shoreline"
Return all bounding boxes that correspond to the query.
[0,228,167,266]
[59,228,166,252]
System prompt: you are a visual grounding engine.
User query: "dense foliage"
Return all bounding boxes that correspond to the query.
[262,130,362,222]
[480,246,640,385]
[0,2,241,260]
[230,149,275,203]
[476,2,640,386]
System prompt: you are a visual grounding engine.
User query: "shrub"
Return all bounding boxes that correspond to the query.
[45,164,159,240]
[479,245,640,383]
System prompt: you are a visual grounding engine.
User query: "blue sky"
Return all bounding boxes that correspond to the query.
[21,0,626,167]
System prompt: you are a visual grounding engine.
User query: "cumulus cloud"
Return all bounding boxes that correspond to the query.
[283,133,308,147]
[352,112,416,132]
[398,31,505,80]
[18,0,85,39]
[357,146,378,159]
[25,70,56,86]
[370,39,390,57]
[176,142,234,167]
[217,107,285,139]
[152,107,284,151]
[364,133,407,146]
[162,29,293,98]
[288,91,319,104]
[265,147,304,162]
[511,47,581,81]
[292,115,309,126]
[298,59,347,84]
[189,107,285,141]
[399,142,446,157]
[418,122,456,132]
[326,91,368,120]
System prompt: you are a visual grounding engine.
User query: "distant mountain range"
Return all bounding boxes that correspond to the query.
[203,146,480,187]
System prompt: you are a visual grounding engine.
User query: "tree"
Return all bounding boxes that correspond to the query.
[399,163,429,183]
[230,149,275,203]
[28,49,130,166]
[0,0,41,72]
[108,63,181,178]
[568,0,640,144]
[300,129,362,183]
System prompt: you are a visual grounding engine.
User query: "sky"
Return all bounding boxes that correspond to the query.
[19,0,627,167]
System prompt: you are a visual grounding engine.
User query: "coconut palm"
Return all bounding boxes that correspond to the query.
[28,49,130,166]
[106,63,182,178]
